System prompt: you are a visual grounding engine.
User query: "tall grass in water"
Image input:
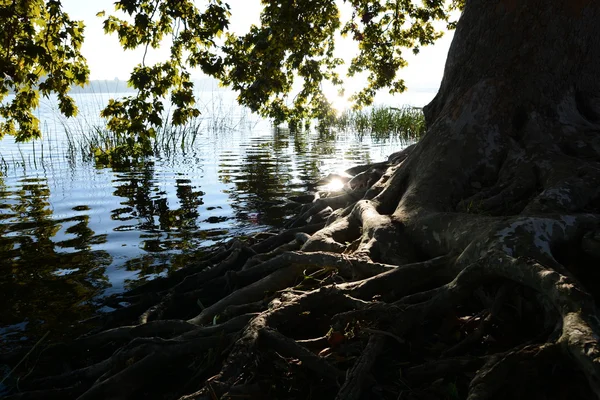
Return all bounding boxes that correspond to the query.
[60,90,259,165]
[0,85,259,171]
[0,117,67,173]
[334,106,426,142]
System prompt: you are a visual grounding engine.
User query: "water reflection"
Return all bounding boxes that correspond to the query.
[219,129,295,227]
[217,127,379,228]
[111,162,205,244]
[108,161,210,289]
[0,176,111,345]
[0,119,407,347]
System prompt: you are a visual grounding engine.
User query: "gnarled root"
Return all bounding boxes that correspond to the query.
[4,149,600,400]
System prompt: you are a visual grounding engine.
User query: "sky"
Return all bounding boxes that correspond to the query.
[60,0,454,107]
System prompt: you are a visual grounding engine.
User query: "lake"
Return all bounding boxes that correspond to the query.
[0,89,433,347]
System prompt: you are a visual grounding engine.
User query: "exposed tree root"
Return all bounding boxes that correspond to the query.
[335,334,385,400]
[5,154,600,399]
[5,149,600,400]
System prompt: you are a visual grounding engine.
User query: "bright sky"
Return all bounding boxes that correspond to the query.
[60,0,454,106]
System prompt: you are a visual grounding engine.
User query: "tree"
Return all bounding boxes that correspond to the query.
[0,0,452,143]
[4,0,600,399]
[0,0,88,141]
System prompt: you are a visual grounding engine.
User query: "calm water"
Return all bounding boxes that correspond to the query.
[0,90,432,347]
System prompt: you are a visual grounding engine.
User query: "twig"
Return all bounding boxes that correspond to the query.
[0,331,50,387]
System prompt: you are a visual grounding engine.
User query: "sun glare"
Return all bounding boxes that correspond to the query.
[330,96,351,115]
[323,178,346,192]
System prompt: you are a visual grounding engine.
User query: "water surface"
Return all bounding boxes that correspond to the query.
[0,90,428,347]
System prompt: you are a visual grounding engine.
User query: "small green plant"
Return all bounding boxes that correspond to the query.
[56,91,259,167]
[332,105,426,141]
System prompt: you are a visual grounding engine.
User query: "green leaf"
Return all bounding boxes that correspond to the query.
[0,0,453,142]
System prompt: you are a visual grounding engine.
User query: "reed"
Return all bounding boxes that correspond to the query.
[333,105,426,141]
[58,90,259,166]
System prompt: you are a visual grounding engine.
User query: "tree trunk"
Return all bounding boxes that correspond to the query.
[4,1,600,399]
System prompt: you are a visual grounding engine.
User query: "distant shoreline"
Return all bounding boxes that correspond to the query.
[69,78,225,94]
[69,80,136,94]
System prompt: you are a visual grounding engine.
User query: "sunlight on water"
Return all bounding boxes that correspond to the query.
[322,177,346,192]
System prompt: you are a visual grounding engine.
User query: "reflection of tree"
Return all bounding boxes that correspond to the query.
[0,178,112,346]
[315,128,338,156]
[288,128,325,188]
[218,127,380,228]
[112,163,204,231]
[110,162,205,280]
[218,128,319,227]
[291,128,308,156]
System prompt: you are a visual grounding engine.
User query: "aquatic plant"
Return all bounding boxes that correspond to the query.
[58,91,260,167]
[333,105,425,141]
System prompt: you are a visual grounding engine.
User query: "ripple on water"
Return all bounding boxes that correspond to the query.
[0,101,413,346]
